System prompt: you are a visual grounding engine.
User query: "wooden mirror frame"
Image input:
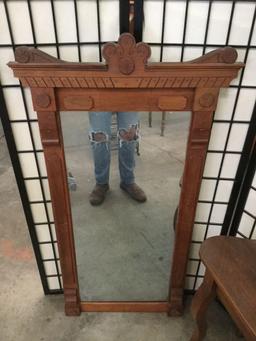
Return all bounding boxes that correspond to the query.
[8,33,243,316]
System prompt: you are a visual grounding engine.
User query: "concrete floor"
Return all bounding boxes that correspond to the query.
[61,111,189,301]
[0,116,243,340]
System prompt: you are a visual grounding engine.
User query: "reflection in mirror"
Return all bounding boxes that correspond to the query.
[61,111,190,301]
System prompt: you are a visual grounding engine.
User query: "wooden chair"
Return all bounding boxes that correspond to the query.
[191,236,256,341]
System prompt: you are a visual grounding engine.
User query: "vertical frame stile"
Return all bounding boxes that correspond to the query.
[169,87,218,315]
[32,87,80,315]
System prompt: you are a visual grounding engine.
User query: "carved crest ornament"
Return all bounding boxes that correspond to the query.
[8,33,243,316]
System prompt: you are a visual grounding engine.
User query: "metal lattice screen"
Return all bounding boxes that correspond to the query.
[0,0,255,294]
[142,0,256,290]
[230,102,256,240]
[237,173,256,239]
[237,171,256,239]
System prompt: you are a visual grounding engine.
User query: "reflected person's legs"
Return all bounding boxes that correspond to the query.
[117,111,139,184]
[118,112,147,202]
[88,111,112,205]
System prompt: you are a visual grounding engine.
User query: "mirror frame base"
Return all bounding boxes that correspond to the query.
[80,301,169,313]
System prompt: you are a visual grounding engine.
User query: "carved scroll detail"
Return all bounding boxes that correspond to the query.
[15,46,65,64]
[14,35,237,67]
[190,47,238,64]
[102,33,151,75]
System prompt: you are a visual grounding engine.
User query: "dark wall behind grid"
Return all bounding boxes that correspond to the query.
[0,0,255,294]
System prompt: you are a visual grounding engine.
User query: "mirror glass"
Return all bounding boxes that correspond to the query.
[61,111,190,301]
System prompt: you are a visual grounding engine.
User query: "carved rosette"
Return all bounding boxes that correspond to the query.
[193,88,219,112]
[199,93,215,108]
[35,93,51,108]
[31,88,56,112]
[102,33,151,75]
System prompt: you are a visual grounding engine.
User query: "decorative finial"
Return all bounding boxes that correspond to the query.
[102,33,151,75]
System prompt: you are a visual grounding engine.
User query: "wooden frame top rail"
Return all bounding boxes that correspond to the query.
[8,33,244,316]
[8,33,243,90]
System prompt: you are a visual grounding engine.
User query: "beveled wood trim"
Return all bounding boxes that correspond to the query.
[36,109,81,316]
[81,301,169,313]
[169,110,214,315]
[7,33,244,316]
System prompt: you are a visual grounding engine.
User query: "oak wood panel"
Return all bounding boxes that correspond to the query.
[37,110,80,316]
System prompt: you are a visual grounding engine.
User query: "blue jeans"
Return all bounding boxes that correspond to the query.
[89,112,139,185]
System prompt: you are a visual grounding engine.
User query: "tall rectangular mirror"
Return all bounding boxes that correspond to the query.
[61,110,190,302]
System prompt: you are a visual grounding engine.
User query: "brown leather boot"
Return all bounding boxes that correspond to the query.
[89,184,109,206]
[120,183,147,203]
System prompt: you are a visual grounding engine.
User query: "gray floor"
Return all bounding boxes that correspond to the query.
[61,111,189,301]
[0,116,243,340]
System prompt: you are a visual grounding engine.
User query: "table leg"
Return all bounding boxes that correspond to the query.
[190,270,216,341]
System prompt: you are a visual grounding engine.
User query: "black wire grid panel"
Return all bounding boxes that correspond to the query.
[236,170,256,240]
[223,102,256,240]
[142,0,256,291]
[0,0,256,294]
